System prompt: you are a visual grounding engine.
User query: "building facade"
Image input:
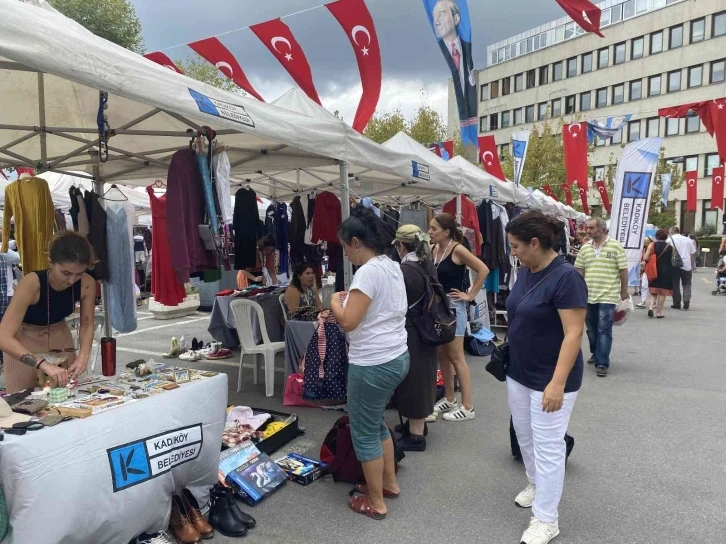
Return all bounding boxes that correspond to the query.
[448,0,726,233]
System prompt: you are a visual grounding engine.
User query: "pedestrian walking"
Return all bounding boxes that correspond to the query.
[668,227,696,310]
[643,229,674,319]
[635,236,653,309]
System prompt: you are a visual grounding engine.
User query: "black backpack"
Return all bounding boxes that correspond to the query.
[401,262,456,346]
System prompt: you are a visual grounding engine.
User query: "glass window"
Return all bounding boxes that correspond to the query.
[539,65,549,85]
[580,91,592,111]
[510,44,517,59]
[628,120,641,142]
[501,111,510,128]
[480,84,489,102]
[686,116,700,134]
[553,61,563,81]
[647,118,660,137]
[491,51,498,65]
[490,80,500,99]
[551,98,562,117]
[526,69,536,89]
[519,40,526,55]
[650,31,663,54]
[703,202,718,229]
[612,128,623,145]
[555,25,565,42]
[631,37,644,60]
[538,102,548,121]
[534,34,540,50]
[540,32,548,48]
[648,75,662,97]
[514,108,523,125]
[685,156,698,173]
[499,144,509,158]
[706,154,721,176]
[669,25,683,49]
[611,4,622,23]
[527,37,534,53]
[514,73,524,92]
[526,105,535,123]
[582,52,593,73]
[576,25,585,36]
[565,22,575,40]
[489,114,499,131]
[630,79,642,100]
[595,136,608,147]
[479,116,488,133]
[712,59,726,84]
[665,118,679,136]
[598,47,609,69]
[566,95,576,115]
[713,11,726,38]
[691,18,705,43]
[502,77,511,95]
[596,88,607,108]
[567,57,577,77]
[623,0,634,19]
[612,84,624,104]
[614,42,626,65]
[668,70,681,92]
[688,65,703,88]
[636,0,648,14]
[601,7,611,26]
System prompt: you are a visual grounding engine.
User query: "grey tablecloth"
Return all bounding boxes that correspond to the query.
[284,320,316,381]
[208,293,284,349]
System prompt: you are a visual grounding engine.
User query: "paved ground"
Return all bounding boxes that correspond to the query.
[119,272,725,544]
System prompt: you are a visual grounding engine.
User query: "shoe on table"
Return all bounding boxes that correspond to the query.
[587,355,597,365]
[515,483,536,508]
[442,404,475,421]
[520,517,560,544]
[596,365,608,377]
[433,397,457,413]
[397,433,426,452]
[683,301,690,310]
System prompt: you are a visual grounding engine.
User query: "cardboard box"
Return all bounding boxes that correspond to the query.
[219,442,287,505]
[275,453,328,486]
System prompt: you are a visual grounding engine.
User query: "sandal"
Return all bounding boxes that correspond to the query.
[348,495,386,520]
[656,314,665,319]
[354,483,400,499]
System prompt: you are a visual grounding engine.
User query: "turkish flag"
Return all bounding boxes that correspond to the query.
[579,185,590,215]
[442,140,454,159]
[477,135,506,181]
[555,0,604,37]
[659,97,726,164]
[542,185,559,202]
[685,170,698,212]
[144,52,184,74]
[562,184,573,206]
[188,37,264,102]
[251,18,321,105]
[326,0,381,132]
[428,141,454,160]
[563,122,589,191]
[594,181,611,213]
[711,166,724,211]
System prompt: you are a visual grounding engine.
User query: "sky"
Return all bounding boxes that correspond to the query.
[132,0,563,124]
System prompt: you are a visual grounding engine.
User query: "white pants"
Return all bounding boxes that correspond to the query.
[507,377,578,523]
[640,273,649,305]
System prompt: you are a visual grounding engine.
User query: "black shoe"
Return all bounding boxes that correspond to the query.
[397,433,426,452]
[394,420,428,437]
[647,309,654,318]
[596,365,608,377]
[208,486,249,537]
[587,355,597,365]
[671,304,681,309]
[219,486,256,528]
[683,301,690,310]
[565,434,575,462]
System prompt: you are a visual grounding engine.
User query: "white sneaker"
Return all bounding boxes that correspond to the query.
[433,397,457,413]
[520,517,560,544]
[179,350,200,362]
[425,412,438,422]
[135,532,174,544]
[515,483,536,508]
[442,403,475,421]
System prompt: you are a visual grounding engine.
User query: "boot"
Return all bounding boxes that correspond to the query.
[218,485,256,528]
[169,494,201,544]
[180,488,214,540]
[397,433,426,452]
[208,487,248,537]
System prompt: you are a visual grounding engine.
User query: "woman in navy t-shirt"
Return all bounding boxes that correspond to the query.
[504,211,588,544]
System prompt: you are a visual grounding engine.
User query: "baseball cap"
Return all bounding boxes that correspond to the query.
[0,397,32,427]
[393,224,430,245]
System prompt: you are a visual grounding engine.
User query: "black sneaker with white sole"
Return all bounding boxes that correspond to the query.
[596,365,608,377]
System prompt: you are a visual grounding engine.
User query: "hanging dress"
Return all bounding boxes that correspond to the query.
[147,186,187,307]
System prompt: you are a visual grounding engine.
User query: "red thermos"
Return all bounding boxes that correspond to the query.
[101,337,116,376]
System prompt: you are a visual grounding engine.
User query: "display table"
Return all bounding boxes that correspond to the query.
[0,373,228,544]
[284,320,316,381]
[208,293,284,349]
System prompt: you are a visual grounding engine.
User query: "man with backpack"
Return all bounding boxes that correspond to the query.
[668,227,696,310]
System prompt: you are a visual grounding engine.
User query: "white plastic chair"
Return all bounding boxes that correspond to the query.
[279,294,288,323]
[319,285,335,309]
[230,299,285,397]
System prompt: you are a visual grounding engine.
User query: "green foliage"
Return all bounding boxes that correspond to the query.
[648,149,684,228]
[175,55,245,95]
[363,109,407,144]
[50,0,144,53]
[364,91,447,145]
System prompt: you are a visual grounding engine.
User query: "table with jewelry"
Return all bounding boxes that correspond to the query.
[0,370,227,544]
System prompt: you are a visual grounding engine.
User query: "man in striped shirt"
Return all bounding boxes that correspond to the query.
[575,218,629,377]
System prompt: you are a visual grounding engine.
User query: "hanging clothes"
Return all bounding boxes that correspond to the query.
[195,151,219,232]
[87,192,110,281]
[76,192,90,236]
[311,191,341,244]
[68,187,80,231]
[289,196,306,265]
[304,194,316,245]
[1,177,54,273]
[360,197,380,217]
[443,196,482,256]
[276,202,290,275]
[106,200,137,333]
[264,204,277,246]
[381,206,400,232]
[213,150,233,224]
[233,187,262,269]
[399,207,428,232]
[147,186,187,306]
[166,148,217,283]
[478,200,497,269]
[54,210,67,233]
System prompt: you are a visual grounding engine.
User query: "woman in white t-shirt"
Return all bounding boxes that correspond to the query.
[330,206,410,521]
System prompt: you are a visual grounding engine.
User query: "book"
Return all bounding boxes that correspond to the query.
[275,453,328,485]
[219,443,287,505]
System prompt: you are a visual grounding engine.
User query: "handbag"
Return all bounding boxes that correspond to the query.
[485,260,566,382]
[283,373,318,408]
[645,244,668,282]
[669,236,684,268]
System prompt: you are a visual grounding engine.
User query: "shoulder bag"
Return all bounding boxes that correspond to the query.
[645,243,668,282]
[669,236,684,268]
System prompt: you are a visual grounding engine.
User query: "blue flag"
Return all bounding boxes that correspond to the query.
[660,173,671,207]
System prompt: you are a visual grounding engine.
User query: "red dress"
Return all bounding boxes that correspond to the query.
[147,186,187,306]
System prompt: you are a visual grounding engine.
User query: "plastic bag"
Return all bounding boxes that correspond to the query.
[614,296,634,327]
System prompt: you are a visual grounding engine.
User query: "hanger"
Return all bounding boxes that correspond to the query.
[101,184,128,201]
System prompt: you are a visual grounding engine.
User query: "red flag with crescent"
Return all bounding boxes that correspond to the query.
[562,183,573,206]
[711,166,724,211]
[15,167,35,177]
[555,0,604,38]
[144,52,184,74]
[578,185,590,215]
[326,0,381,132]
[659,97,726,164]
[542,185,559,202]
[685,170,698,212]
[251,18,321,105]
[594,181,611,213]
[563,122,589,191]
[188,38,265,102]
[477,135,506,181]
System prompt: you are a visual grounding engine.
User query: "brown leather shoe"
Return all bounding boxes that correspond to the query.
[170,494,201,544]
[181,488,214,540]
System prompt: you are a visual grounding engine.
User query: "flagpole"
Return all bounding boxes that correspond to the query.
[339,161,352,289]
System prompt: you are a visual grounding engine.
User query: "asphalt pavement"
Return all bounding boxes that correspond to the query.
[118,272,725,544]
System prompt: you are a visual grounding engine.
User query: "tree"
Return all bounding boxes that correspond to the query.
[363,109,407,144]
[648,150,684,228]
[408,103,447,146]
[363,91,447,146]
[50,0,144,53]
[175,55,246,95]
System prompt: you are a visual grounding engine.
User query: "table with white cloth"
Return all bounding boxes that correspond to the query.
[284,320,316,381]
[0,373,228,544]
[207,293,284,349]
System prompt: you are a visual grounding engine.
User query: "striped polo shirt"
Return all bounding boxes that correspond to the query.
[574,237,627,304]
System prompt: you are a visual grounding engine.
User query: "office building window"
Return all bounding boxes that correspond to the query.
[712,59,726,84]
[502,77,511,95]
[566,95,576,114]
[623,0,635,18]
[551,98,562,117]
[499,144,510,158]
[612,84,624,104]
[526,105,535,123]
[667,70,681,93]
[648,75,662,97]
[526,69,536,89]
[650,31,663,54]
[580,91,592,111]
[514,73,523,92]
[480,84,489,102]
[628,120,641,142]
[501,111,510,128]
[611,128,623,145]
[688,65,703,88]
[582,52,593,73]
[611,3,622,23]
[713,11,726,37]
[690,18,705,43]
[631,36,644,59]
[665,118,679,136]
[553,61,563,81]
[567,57,577,78]
[489,114,499,131]
[538,102,548,121]
[685,116,700,134]
[636,0,647,13]
[614,42,626,65]
[593,87,606,109]
[491,80,500,99]
[539,65,549,85]
[595,136,608,148]
[706,153,721,176]
[598,47,609,69]
[646,117,660,137]
[514,108,523,125]
[685,155,698,173]
[669,25,683,49]
[479,116,488,133]
[630,79,642,100]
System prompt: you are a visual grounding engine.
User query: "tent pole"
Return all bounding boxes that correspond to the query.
[37,73,47,169]
[456,194,462,224]
[91,161,112,339]
[339,161,352,289]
